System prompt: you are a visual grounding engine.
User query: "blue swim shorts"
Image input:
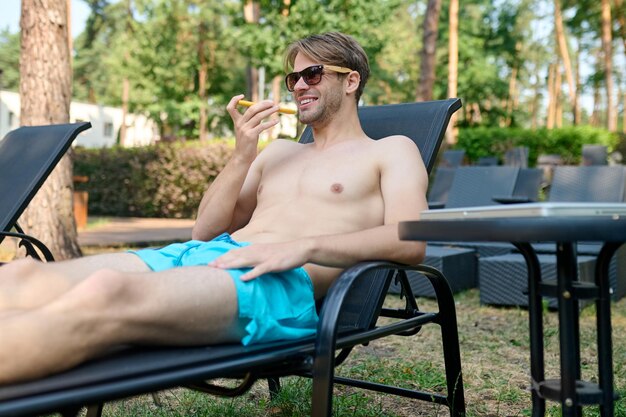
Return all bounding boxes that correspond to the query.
[129,233,318,345]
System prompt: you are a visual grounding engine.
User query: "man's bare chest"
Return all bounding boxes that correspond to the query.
[258,150,380,203]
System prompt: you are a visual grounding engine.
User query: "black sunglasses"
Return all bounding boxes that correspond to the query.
[284,64,353,92]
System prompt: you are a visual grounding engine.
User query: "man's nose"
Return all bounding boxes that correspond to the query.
[293,76,309,91]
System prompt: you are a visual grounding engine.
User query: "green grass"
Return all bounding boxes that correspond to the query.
[81,289,626,417]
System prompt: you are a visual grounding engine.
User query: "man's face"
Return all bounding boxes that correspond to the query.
[291,53,345,126]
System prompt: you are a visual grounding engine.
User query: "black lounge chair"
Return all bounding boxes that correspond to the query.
[0,99,466,417]
[0,122,92,262]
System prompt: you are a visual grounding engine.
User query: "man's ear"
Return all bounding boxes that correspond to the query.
[345,71,360,95]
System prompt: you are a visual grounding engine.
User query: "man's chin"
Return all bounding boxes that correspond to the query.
[298,110,317,125]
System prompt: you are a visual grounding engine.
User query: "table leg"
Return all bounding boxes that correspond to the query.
[556,242,582,417]
[597,243,619,417]
[515,243,545,417]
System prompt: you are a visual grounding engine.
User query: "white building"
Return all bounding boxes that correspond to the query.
[0,90,159,147]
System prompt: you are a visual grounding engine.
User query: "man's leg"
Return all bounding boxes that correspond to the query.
[0,265,244,384]
[0,253,150,312]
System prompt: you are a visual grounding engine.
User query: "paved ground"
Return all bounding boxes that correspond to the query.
[78,217,194,247]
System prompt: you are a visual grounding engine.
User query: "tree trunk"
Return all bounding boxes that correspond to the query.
[546,62,556,129]
[244,0,260,102]
[555,67,563,128]
[120,0,133,146]
[574,49,582,124]
[591,81,601,127]
[66,0,72,62]
[554,0,577,123]
[416,0,442,101]
[601,0,616,131]
[19,0,81,260]
[198,22,208,142]
[614,0,626,54]
[120,76,129,146]
[619,83,625,134]
[445,0,459,145]
[270,75,282,140]
[530,80,541,129]
[505,65,518,127]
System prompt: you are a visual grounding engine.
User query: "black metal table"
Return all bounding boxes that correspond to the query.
[399,215,626,417]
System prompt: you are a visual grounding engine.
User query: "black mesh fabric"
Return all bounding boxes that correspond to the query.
[300,99,462,333]
[548,166,626,202]
[0,123,91,232]
[445,166,520,208]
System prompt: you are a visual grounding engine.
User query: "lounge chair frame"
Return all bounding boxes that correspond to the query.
[0,100,465,417]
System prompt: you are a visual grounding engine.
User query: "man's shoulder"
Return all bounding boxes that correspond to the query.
[257,139,303,164]
[372,135,418,152]
[264,138,303,151]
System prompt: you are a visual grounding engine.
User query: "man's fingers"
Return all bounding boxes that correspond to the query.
[251,119,280,136]
[241,102,279,126]
[226,94,246,119]
[240,265,267,281]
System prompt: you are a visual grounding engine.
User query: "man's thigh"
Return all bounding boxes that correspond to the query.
[48,252,151,281]
[61,264,245,346]
[0,253,151,311]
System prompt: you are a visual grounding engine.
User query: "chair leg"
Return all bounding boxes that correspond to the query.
[86,404,104,417]
[311,349,334,417]
[59,407,82,417]
[151,392,163,407]
[268,377,281,400]
[426,269,466,417]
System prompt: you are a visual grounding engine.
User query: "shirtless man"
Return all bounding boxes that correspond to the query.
[0,32,428,384]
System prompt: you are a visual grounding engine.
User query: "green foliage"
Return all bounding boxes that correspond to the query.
[235,0,402,94]
[5,0,621,135]
[456,126,620,165]
[73,140,233,218]
[72,0,244,138]
[0,28,20,90]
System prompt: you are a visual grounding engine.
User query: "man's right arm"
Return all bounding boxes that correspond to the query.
[192,95,279,241]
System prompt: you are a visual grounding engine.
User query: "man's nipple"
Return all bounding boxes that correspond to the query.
[330,183,344,194]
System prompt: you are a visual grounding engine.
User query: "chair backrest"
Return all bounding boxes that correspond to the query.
[548,166,626,202]
[299,99,461,174]
[476,156,499,166]
[441,149,465,168]
[504,146,529,168]
[427,167,456,208]
[582,145,608,166]
[512,168,543,202]
[444,166,520,208]
[0,123,92,233]
[300,99,462,332]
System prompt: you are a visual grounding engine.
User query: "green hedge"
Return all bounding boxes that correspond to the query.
[73,141,233,218]
[74,127,620,218]
[456,126,620,165]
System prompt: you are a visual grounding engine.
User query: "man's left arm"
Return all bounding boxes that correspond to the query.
[210,136,429,280]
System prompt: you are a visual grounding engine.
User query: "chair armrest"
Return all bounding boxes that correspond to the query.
[312,260,457,409]
[0,231,55,261]
[492,195,533,204]
[314,260,454,358]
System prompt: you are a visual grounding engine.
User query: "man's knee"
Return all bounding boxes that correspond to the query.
[69,269,141,311]
[0,258,41,281]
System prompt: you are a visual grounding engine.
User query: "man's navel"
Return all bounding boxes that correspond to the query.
[330,183,344,194]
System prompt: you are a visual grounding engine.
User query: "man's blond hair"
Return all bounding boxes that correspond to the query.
[284,32,369,103]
